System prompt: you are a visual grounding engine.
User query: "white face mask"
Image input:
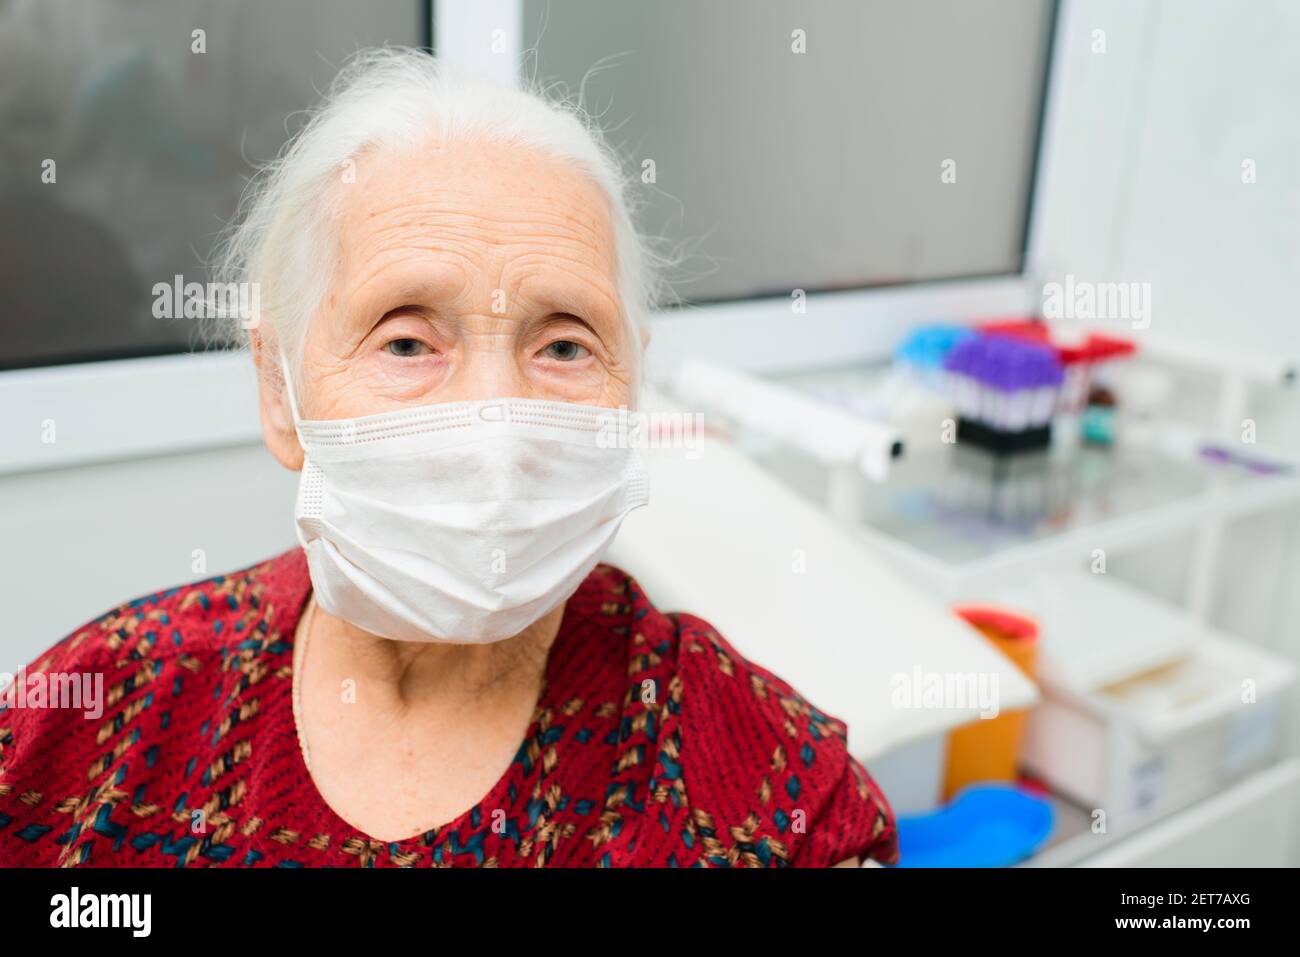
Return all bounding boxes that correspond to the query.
[280,358,649,643]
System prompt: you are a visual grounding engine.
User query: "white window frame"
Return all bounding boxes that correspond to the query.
[0,0,1056,477]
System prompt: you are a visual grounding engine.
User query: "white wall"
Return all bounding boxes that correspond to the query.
[1037,0,1300,357]
[0,442,298,672]
[1036,0,1300,864]
[1034,0,1300,642]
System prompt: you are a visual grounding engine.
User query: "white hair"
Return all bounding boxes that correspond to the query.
[211,46,665,394]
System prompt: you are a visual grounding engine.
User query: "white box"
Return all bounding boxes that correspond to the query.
[1021,633,1294,824]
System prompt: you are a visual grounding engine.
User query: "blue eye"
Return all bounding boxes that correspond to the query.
[544,340,590,361]
[386,338,428,357]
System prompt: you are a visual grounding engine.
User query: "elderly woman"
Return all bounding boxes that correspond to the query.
[0,50,896,868]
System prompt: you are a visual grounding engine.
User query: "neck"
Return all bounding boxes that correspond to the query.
[301,597,564,711]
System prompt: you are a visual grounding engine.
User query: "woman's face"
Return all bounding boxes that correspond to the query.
[285,137,634,427]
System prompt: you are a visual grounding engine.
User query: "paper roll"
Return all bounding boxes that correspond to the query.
[673,359,903,482]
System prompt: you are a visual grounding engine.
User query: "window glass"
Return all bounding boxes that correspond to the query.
[0,0,428,369]
[524,0,1055,302]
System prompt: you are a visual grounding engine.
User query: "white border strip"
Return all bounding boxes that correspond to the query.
[1023,0,1076,280]
[433,0,522,87]
[643,276,1037,383]
[0,351,262,476]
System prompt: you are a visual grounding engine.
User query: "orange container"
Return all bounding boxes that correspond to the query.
[942,606,1039,801]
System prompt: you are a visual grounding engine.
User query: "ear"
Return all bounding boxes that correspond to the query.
[639,324,651,352]
[250,330,304,471]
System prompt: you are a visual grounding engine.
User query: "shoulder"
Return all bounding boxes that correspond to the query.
[671,612,898,866]
[580,565,898,867]
[0,548,309,866]
[6,547,309,692]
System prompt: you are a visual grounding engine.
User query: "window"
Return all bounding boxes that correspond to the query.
[0,0,430,370]
[524,0,1056,303]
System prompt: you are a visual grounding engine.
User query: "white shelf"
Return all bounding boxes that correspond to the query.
[856,466,1300,599]
[1025,758,1300,867]
[743,421,1300,601]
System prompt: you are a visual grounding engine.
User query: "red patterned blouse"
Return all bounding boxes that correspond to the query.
[0,548,897,867]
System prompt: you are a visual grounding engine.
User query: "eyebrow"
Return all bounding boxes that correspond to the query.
[347,262,624,341]
[520,276,623,333]
[364,276,461,312]
[342,267,458,333]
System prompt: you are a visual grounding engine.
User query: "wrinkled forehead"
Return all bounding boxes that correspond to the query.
[327,137,623,317]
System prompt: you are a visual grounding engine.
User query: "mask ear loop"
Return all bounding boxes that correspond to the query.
[278,350,304,432]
